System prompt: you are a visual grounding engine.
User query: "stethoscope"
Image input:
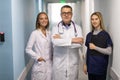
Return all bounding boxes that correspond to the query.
[57,20,78,37]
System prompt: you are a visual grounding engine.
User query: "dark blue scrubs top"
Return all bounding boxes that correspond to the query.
[85,30,113,75]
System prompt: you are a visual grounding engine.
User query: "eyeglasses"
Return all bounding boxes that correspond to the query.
[61,12,72,15]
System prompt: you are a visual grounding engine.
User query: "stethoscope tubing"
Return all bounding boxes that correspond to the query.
[57,21,77,37]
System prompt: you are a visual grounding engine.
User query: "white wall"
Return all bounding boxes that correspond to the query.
[12,0,36,79]
[94,0,110,30]
[94,0,120,79]
[109,0,120,78]
[12,0,25,79]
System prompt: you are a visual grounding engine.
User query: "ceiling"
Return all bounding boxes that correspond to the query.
[44,0,81,3]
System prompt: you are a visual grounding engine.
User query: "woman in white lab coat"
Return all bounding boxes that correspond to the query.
[52,5,83,80]
[26,12,52,80]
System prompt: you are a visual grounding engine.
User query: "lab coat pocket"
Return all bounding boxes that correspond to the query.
[31,70,47,80]
[33,61,47,73]
[38,61,47,73]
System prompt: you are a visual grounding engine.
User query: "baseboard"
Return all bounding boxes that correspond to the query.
[18,59,34,80]
[110,67,120,80]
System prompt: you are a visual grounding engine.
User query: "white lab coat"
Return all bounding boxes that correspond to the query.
[26,30,52,80]
[52,22,83,80]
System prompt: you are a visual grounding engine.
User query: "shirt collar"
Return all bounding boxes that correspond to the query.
[62,21,71,26]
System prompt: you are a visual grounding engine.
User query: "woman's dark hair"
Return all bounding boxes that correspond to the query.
[35,12,49,29]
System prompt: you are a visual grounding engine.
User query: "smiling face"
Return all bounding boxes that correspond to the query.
[61,7,72,24]
[36,12,49,29]
[90,12,105,31]
[38,13,49,28]
[91,15,100,29]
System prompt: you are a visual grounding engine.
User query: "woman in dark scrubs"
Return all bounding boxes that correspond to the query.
[83,12,113,80]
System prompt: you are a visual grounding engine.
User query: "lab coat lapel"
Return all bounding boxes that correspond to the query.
[39,30,49,41]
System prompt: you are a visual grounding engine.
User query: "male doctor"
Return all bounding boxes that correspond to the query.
[52,5,83,80]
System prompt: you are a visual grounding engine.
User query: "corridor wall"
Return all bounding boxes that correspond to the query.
[0,0,36,80]
[94,0,120,80]
[0,0,13,80]
[109,0,120,80]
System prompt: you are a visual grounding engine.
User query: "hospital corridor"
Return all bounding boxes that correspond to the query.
[0,0,120,80]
